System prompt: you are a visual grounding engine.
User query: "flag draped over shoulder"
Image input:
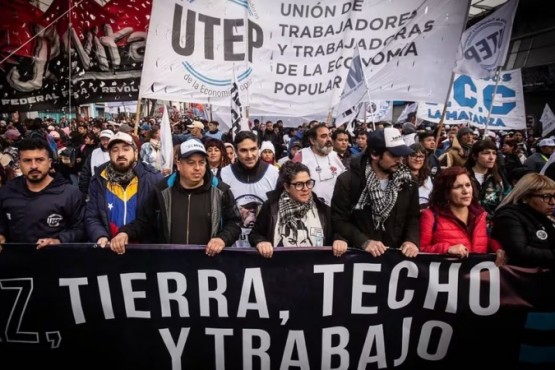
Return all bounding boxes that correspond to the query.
[540,103,555,138]
[160,105,174,171]
[453,0,519,79]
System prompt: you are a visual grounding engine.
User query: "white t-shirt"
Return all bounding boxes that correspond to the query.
[220,164,279,247]
[299,148,346,205]
[273,205,324,247]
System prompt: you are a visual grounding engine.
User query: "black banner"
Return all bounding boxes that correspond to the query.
[0,245,554,369]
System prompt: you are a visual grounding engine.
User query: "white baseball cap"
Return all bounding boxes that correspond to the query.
[99,129,114,139]
[538,138,555,147]
[108,132,135,149]
[179,139,207,159]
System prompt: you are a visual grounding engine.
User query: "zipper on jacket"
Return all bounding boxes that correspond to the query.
[186,193,191,244]
[123,185,128,224]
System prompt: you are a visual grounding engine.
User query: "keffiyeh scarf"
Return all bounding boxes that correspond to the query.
[278,191,314,229]
[353,162,414,230]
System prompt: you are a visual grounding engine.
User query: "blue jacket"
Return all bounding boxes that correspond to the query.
[85,161,164,242]
[0,174,85,243]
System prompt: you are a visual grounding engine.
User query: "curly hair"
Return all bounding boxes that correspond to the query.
[204,138,230,168]
[276,161,311,191]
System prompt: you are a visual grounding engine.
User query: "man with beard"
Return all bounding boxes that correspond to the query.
[85,132,164,248]
[110,139,241,255]
[0,138,85,248]
[293,124,346,205]
[331,127,420,257]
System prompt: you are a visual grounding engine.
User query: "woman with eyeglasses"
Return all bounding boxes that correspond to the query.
[491,173,555,267]
[406,143,434,209]
[249,161,348,258]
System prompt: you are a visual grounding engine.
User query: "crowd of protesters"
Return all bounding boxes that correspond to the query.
[0,111,554,268]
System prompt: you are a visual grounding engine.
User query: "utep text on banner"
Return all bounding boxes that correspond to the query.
[0,246,553,370]
[453,0,519,79]
[417,69,526,130]
[140,0,471,116]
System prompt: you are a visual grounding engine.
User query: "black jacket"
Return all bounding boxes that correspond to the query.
[331,153,420,249]
[0,174,85,243]
[492,203,555,268]
[248,190,336,247]
[120,170,241,246]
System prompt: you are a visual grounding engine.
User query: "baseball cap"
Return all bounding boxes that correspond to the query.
[1,129,21,140]
[179,139,207,159]
[119,123,133,133]
[99,129,114,139]
[538,138,555,147]
[367,127,414,157]
[291,139,302,149]
[108,132,135,149]
[187,121,204,130]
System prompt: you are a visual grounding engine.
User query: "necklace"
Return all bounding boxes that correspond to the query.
[312,150,337,181]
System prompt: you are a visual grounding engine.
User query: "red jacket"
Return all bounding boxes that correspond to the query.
[420,205,494,254]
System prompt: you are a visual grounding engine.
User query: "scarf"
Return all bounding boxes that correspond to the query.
[353,162,414,230]
[106,162,136,186]
[150,139,161,151]
[278,191,314,229]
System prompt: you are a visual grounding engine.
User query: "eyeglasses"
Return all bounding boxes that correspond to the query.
[530,193,555,203]
[289,179,316,191]
[409,154,426,160]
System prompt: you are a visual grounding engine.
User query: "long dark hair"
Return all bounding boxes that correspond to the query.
[204,138,230,168]
[429,166,479,210]
[408,143,430,187]
[465,138,504,185]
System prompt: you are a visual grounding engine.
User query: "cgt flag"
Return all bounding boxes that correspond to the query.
[453,0,519,79]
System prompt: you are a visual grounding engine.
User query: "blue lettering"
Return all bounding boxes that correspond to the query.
[483,85,516,115]
[453,75,477,108]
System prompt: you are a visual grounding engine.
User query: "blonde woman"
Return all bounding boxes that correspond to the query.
[492,173,555,267]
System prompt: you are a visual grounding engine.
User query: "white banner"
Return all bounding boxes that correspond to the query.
[416,69,526,131]
[140,0,470,116]
[365,100,393,123]
[453,0,519,79]
[540,103,555,137]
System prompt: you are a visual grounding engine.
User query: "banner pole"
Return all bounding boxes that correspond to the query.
[483,67,502,139]
[134,96,143,135]
[434,71,456,150]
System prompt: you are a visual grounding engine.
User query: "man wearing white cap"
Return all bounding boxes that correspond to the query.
[86,132,164,249]
[525,138,555,173]
[332,127,420,258]
[111,139,241,255]
[79,129,114,194]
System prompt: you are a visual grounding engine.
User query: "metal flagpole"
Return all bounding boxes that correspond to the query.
[434,71,456,150]
[483,67,502,139]
[68,0,73,120]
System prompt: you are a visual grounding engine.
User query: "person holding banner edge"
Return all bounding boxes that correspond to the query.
[109,139,241,255]
[331,127,420,257]
[249,161,348,258]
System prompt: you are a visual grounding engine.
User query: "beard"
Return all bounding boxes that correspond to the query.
[378,159,399,174]
[316,142,333,155]
[112,157,136,173]
[26,171,48,183]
